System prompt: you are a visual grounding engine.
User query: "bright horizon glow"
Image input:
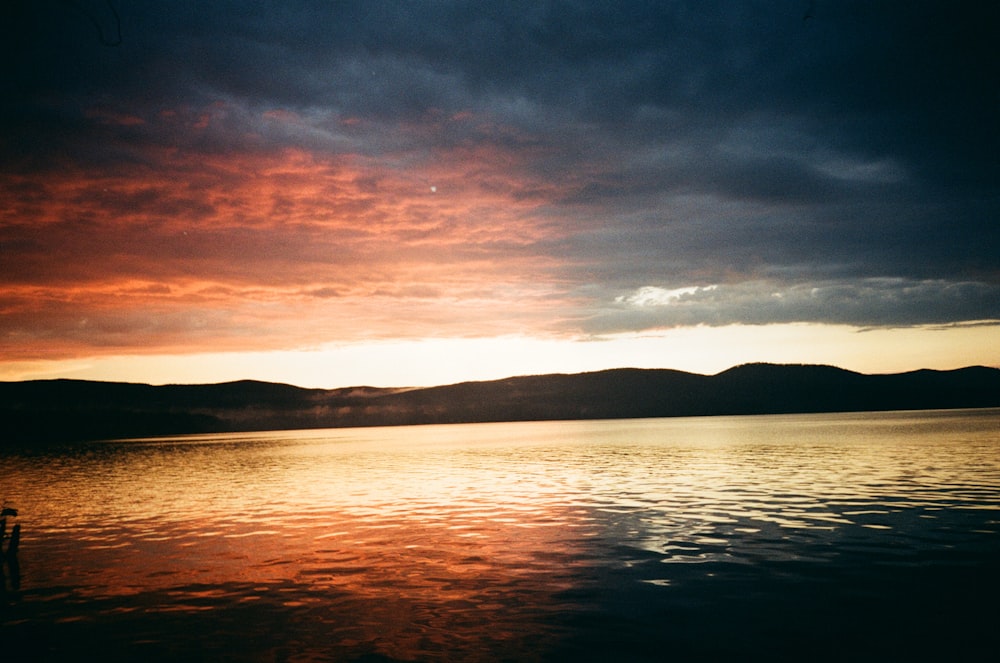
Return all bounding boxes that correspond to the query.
[3,323,997,389]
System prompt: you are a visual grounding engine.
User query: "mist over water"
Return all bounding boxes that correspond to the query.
[3,410,999,661]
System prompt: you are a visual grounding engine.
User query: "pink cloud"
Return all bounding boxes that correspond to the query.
[1,137,584,361]
[262,109,301,122]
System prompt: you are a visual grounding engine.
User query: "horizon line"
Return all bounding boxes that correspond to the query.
[6,361,998,392]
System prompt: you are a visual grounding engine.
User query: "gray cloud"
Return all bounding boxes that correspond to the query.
[583,279,1000,333]
[2,0,997,332]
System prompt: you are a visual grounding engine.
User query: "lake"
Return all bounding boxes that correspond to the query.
[2,409,999,661]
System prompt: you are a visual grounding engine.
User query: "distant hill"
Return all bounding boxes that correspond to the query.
[2,364,999,445]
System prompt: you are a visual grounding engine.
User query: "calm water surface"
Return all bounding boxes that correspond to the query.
[2,410,999,661]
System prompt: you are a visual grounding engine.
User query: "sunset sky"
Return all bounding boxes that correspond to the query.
[2,1,997,388]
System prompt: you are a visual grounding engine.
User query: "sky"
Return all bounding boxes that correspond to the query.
[1,0,998,388]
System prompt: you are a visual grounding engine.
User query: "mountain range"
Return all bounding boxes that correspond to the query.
[3,363,999,445]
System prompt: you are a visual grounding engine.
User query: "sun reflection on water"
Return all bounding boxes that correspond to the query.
[3,410,1000,660]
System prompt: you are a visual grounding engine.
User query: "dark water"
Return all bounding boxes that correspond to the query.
[2,409,999,661]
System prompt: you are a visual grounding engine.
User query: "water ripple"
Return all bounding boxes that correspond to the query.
[2,410,999,660]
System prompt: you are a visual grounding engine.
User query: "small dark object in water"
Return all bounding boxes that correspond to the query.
[1,503,19,563]
[7,524,20,557]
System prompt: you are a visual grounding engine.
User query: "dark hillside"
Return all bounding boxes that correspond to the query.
[362,369,714,425]
[2,364,998,445]
[710,364,873,414]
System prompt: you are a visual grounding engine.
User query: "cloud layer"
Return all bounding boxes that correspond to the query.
[2,1,997,360]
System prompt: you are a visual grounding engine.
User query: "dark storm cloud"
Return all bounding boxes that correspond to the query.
[2,0,997,333]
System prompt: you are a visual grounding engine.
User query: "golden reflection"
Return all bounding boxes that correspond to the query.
[5,411,1000,660]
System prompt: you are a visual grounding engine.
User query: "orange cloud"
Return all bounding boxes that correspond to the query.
[1,135,584,361]
[84,107,146,127]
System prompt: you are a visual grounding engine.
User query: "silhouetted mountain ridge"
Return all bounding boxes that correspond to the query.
[2,364,998,444]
